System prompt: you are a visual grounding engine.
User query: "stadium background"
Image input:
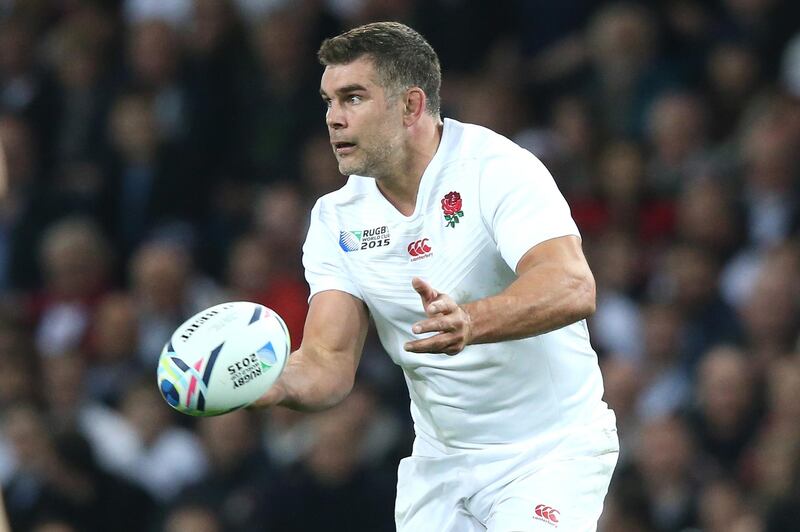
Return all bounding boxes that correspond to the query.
[1,0,799,530]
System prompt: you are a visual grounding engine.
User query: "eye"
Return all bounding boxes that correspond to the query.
[347,95,363,105]
[322,98,332,109]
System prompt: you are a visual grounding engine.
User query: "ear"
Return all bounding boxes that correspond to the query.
[402,88,426,126]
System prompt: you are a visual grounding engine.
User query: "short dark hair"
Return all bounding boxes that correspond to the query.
[318,21,442,116]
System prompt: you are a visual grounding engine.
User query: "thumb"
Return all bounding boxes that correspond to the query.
[250,380,286,409]
[411,277,438,305]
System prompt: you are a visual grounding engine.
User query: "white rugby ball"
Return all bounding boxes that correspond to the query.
[156,301,290,416]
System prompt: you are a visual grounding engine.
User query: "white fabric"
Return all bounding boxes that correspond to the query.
[303,118,615,453]
[395,423,619,531]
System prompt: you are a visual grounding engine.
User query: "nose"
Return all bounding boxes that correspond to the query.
[326,101,345,130]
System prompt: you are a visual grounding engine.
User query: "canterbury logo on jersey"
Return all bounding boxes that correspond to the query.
[407,239,431,256]
[533,504,560,526]
[407,238,433,261]
[339,226,390,252]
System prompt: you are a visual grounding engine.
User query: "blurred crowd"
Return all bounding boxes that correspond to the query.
[0,0,799,531]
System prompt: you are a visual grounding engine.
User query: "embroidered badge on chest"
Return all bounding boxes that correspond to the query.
[339,225,391,252]
[441,191,464,228]
[407,238,432,262]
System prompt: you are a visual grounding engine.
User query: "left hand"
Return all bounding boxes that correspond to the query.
[404,277,473,355]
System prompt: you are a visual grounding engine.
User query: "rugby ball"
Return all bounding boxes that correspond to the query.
[156,301,291,416]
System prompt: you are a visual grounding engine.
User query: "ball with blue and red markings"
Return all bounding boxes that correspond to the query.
[156,301,291,416]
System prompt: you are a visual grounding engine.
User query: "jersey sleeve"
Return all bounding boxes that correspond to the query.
[478,151,580,272]
[302,200,364,302]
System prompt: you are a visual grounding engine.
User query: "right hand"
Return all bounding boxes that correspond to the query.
[403,277,473,355]
[250,380,287,409]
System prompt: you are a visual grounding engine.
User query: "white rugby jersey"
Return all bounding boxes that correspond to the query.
[303,118,614,452]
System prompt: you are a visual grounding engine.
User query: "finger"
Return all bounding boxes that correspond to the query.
[404,332,461,354]
[426,297,457,317]
[412,317,457,335]
[411,277,438,305]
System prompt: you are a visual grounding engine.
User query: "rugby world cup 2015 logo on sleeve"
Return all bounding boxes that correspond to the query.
[339,230,362,252]
[441,191,464,228]
[339,225,391,252]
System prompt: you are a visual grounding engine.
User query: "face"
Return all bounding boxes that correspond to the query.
[320,56,405,178]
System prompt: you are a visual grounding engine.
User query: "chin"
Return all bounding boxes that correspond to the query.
[338,162,364,177]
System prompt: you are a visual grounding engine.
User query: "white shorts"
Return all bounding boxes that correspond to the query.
[395,425,619,532]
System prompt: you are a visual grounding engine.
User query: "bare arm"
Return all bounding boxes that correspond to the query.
[465,234,595,342]
[404,235,595,354]
[254,289,369,411]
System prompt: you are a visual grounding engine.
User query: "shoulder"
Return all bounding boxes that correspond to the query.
[443,118,538,173]
[312,175,372,215]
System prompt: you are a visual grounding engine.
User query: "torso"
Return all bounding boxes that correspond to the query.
[305,119,614,452]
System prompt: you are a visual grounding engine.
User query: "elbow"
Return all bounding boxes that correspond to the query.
[569,270,596,321]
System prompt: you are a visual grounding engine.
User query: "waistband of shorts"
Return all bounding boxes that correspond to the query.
[412,408,619,460]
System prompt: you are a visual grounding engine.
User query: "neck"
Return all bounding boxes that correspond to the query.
[376,119,443,216]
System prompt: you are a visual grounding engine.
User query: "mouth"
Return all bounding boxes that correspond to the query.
[332,141,357,155]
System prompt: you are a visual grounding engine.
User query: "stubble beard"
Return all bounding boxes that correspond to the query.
[337,138,396,179]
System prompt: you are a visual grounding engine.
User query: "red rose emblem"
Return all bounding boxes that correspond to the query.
[441,191,462,216]
[441,191,464,228]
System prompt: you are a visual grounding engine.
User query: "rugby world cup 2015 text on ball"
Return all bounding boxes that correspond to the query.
[228,352,267,389]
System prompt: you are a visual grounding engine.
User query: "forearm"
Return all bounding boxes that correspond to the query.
[462,260,595,345]
[255,290,369,411]
[273,345,358,412]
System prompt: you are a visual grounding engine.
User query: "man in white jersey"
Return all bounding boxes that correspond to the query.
[255,21,619,531]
